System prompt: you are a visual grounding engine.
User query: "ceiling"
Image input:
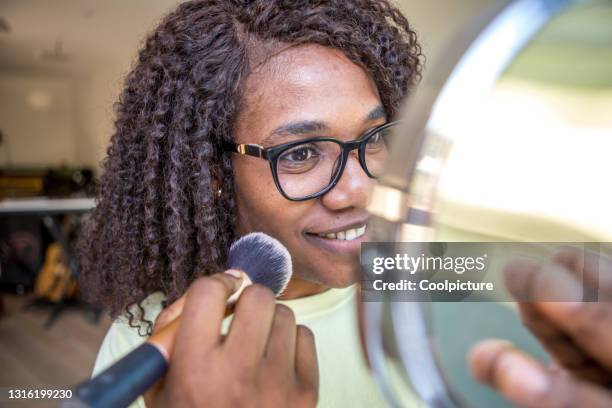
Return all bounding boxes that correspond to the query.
[0,0,500,78]
[1,0,609,88]
[0,0,181,76]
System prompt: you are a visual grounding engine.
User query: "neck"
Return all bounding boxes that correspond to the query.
[278,275,328,299]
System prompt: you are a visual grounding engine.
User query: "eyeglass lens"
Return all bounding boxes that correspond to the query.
[275,125,394,199]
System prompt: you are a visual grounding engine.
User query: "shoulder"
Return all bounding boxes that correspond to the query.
[92,291,166,376]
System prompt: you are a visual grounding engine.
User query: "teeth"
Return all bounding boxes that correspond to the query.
[345,229,356,240]
[316,225,367,241]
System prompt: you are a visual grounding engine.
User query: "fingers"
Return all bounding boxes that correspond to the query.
[552,247,612,299]
[469,339,612,408]
[517,303,561,340]
[225,284,276,363]
[518,303,590,368]
[505,257,612,372]
[536,301,612,372]
[264,304,297,371]
[504,258,582,302]
[517,304,611,384]
[173,272,243,358]
[295,325,319,396]
[153,296,186,335]
[505,249,612,302]
[265,305,297,358]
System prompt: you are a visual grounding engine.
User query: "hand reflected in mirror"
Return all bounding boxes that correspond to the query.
[469,248,612,408]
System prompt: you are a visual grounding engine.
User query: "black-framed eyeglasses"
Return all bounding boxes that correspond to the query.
[224,121,399,201]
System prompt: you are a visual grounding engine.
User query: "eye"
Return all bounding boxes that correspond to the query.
[369,133,381,144]
[283,145,317,162]
[277,143,322,173]
[366,130,387,150]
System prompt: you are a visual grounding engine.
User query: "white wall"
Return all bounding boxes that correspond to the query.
[0,67,126,172]
[73,62,127,170]
[0,75,76,167]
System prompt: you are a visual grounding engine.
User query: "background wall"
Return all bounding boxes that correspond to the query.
[0,75,76,166]
[0,0,495,173]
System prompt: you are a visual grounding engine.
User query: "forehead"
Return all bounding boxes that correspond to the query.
[235,44,382,142]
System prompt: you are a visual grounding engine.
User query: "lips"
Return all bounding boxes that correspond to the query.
[304,220,370,256]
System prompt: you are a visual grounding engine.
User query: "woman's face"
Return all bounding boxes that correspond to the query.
[232,44,386,297]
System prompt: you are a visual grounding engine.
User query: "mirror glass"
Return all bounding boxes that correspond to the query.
[363,0,612,406]
[425,1,612,406]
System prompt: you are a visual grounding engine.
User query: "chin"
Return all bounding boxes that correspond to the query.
[316,265,361,288]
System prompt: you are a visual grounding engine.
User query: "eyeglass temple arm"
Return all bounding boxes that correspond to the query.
[223,142,268,160]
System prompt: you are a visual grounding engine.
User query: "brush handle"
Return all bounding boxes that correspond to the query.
[62,343,167,408]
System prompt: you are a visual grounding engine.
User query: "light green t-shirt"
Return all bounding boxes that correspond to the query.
[92,285,420,407]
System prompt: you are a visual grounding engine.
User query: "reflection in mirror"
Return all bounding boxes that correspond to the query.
[436,0,612,243]
[364,0,612,407]
[430,1,612,407]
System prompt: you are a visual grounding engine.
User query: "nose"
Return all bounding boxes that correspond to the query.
[320,151,373,211]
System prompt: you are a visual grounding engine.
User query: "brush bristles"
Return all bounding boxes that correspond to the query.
[226,232,292,296]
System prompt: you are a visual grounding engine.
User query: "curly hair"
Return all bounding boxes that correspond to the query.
[77,0,423,335]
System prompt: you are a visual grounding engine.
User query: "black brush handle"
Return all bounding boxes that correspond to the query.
[62,343,167,408]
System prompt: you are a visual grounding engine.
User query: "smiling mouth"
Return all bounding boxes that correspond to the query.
[307,224,367,241]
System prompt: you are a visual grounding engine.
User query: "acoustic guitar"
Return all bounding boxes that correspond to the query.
[34,243,77,303]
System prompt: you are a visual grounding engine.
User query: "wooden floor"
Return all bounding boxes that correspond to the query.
[0,294,111,408]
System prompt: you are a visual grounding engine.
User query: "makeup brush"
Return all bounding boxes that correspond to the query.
[226,232,292,296]
[64,232,292,408]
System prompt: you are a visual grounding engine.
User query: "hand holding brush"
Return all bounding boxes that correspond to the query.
[145,271,319,408]
[65,233,319,408]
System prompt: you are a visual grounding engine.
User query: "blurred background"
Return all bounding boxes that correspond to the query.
[0,0,503,175]
[1,0,611,406]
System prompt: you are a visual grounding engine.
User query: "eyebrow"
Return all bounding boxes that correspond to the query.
[366,105,386,122]
[263,121,329,145]
[262,105,386,146]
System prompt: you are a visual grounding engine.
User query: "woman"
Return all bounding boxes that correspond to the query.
[78,0,423,406]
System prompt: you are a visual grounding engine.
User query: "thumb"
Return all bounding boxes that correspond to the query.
[469,339,612,408]
[152,295,186,335]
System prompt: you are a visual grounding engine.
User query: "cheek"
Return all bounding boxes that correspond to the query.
[232,158,357,286]
[233,158,299,236]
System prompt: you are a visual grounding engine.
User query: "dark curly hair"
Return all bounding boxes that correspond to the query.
[77,0,423,335]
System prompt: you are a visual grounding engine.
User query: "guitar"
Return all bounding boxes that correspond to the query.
[34,243,77,303]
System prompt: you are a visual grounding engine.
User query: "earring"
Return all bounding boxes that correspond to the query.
[217,188,222,197]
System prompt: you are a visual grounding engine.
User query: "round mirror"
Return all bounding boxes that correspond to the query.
[361,0,612,406]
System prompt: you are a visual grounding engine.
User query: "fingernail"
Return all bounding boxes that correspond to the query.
[225,270,252,305]
[224,269,243,279]
[469,339,513,365]
[505,358,550,405]
[557,301,582,311]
